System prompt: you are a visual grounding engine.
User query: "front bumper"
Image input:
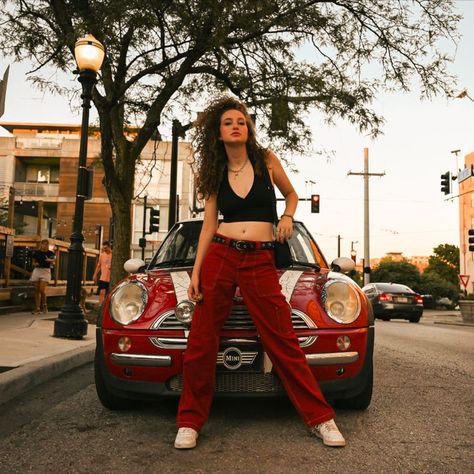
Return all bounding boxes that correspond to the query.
[95,326,374,400]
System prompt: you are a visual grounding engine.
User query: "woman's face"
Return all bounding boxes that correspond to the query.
[219,109,248,145]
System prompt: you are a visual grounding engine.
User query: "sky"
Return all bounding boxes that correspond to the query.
[1,1,473,263]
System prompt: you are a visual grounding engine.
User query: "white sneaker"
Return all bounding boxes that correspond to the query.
[312,419,346,447]
[174,427,199,449]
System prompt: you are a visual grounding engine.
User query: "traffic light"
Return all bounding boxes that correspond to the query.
[350,250,357,262]
[440,171,450,195]
[468,229,474,252]
[311,194,320,213]
[149,208,160,233]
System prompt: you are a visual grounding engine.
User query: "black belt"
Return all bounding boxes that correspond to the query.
[212,235,275,251]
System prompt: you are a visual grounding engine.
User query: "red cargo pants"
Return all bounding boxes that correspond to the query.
[177,236,335,431]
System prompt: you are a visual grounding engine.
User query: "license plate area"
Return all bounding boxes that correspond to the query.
[217,343,263,373]
[395,297,409,303]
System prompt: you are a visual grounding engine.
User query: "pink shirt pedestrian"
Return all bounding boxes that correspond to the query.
[97,251,112,282]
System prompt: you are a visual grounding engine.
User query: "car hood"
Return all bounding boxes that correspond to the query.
[103,266,368,329]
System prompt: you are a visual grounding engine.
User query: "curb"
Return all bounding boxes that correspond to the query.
[0,344,95,406]
[434,320,474,327]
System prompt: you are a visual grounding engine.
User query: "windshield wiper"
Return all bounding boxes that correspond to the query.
[150,258,195,268]
[291,261,321,271]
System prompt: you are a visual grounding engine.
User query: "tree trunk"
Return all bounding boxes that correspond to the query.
[98,108,135,286]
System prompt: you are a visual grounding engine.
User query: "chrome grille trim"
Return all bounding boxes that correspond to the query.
[151,307,316,329]
[168,373,284,393]
[150,307,317,348]
[150,336,187,349]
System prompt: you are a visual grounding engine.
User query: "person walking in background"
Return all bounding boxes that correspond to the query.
[93,241,112,304]
[174,96,345,450]
[30,239,55,314]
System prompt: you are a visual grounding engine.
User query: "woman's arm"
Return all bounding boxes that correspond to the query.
[188,195,219,300]
[267,150,298,241]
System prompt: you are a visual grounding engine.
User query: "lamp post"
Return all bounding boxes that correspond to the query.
[54,34,105,339]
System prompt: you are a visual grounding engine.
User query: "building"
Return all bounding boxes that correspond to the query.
[0,122,195,259]
[458,151,474,293]
[358,253,430,274]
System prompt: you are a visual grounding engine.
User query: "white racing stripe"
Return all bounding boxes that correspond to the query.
[279,270,304,303]
[170,271,191,304]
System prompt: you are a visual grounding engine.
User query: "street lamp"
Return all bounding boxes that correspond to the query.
[54,34,105,339]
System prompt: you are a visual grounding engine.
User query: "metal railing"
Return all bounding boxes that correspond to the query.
[14,182,59,197]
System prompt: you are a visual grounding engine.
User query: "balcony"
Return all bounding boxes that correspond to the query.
[14,182,59,197]
[16,137,63,150]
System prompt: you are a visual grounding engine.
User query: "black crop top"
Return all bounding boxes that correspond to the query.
[217,162,274,223]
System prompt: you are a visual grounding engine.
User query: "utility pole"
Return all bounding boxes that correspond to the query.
[348,148,385,286]
[169,120,191,231]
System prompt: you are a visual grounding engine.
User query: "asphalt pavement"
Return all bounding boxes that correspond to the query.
[0,305,471,407]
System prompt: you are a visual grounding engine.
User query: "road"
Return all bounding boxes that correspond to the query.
[0,319,472,474]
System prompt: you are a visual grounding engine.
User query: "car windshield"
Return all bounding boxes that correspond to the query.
[147,220,328,269]
[375,283,415,293]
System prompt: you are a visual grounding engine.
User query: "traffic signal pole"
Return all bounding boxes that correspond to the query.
[348,148,385,286]
[141,195,147,261]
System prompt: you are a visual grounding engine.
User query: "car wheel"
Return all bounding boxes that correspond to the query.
[94,349,134,410]
[335,366,373,410]
[409,317,420,323]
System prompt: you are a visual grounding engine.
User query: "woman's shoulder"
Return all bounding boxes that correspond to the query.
[263,149,281,170]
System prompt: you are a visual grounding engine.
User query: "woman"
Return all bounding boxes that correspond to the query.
[30,239,55,314]
[175,97,345,449]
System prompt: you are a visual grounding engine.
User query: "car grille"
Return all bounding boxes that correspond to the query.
[150,306,317,349]
[152,305,315,330]
[167,373,284,393]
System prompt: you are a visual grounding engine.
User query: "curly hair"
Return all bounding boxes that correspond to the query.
[191,96,267,199]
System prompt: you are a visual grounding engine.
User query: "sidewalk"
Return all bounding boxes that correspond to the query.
[0,310,96,406]
[423,309,474,327]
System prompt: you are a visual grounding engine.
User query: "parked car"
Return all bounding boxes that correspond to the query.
[362,282,423,322]
[95,220,374,411]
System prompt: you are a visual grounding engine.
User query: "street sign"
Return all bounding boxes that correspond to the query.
[459,274,470,288]
[458,165,474,184]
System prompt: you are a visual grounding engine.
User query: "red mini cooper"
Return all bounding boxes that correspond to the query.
[95,220,374,410]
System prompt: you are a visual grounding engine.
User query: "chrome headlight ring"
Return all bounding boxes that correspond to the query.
[321,279,361,324]
[109,280,148,325]
[175,299,195,325]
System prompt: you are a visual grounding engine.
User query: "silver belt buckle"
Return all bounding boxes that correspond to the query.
[235,240,246,251]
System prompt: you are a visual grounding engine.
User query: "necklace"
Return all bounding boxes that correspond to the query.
[228,158,248,180]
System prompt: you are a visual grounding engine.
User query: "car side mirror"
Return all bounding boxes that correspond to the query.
[124,258,146,274]
[330,257,355,274]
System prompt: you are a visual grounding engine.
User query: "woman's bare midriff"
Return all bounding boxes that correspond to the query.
[217,221,274,242]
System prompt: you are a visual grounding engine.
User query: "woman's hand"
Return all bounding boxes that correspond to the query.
[188,274,202,302]
[276,215,293,243]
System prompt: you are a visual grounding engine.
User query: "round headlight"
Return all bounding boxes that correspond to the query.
[322,280,360,324]
[175,300,195,325]
[110,281,148,325]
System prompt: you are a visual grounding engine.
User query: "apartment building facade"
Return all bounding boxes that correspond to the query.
[0,122,195,258]
[458,151,474,293]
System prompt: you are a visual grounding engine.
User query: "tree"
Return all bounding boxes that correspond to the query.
[0,1,460,283]
[424,243,459,287]
[418,272,458,303]
[371,260,421,290]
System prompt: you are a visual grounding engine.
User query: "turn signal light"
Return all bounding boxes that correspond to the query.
[336,335,351,351]
[118,336,132,352]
